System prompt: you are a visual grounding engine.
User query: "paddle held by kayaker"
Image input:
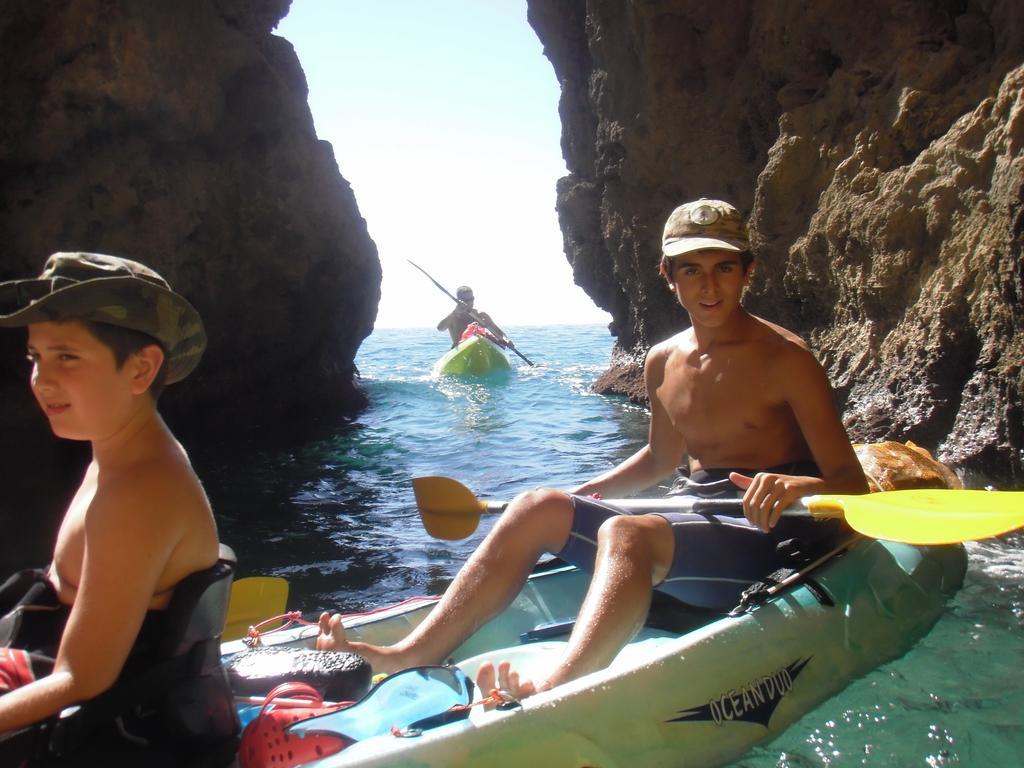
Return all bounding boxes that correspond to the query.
[436,285,508,347]
[318,199,869,702]
[0,254,227,758]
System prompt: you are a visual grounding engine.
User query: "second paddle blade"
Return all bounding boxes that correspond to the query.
[412,476,486,540]
[224,576,289,642]
[810,489,1024,545]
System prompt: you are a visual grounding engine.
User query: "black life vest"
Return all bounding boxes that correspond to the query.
[0,545,240,767]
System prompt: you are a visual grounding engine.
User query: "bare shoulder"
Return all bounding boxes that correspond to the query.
[647,328,695,368]
[88,442,217,581]
[749,316,831,396]
[750,315,811,354]
[104,441,205,507]
[748,316,818,368]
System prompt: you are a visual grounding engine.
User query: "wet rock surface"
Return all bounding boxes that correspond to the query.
[528,0,1023,485]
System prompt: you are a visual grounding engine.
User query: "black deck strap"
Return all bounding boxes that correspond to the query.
[728,566,834,616]
[801,578,835,607]
[728,536,860,616]
[729,570,795,617]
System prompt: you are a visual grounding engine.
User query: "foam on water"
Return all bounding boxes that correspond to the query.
[192,324,1024,767]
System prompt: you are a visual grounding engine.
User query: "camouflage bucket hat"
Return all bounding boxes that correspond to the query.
[0,252,206,384]
[662,199,750,257]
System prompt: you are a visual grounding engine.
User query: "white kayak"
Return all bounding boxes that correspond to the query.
[222,538,966,767]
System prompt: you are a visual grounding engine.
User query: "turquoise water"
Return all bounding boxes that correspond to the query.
[194,324,1024,767]
[194,325,650,608]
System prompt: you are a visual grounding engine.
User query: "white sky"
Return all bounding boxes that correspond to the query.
[276,0,612,328]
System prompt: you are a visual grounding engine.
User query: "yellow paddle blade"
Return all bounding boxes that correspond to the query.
[809,489,1024,545]
[412,476,489,540]
[223,576,289,642]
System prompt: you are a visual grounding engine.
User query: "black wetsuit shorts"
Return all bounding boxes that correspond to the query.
[557,463,850,610]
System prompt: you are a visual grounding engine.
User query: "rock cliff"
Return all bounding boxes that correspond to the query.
[527,0,1023,485]
[0,0,380,548]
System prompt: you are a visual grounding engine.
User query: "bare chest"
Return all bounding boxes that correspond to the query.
[658,350,793,465]
[50,487,93,603]
[660,352,754,423]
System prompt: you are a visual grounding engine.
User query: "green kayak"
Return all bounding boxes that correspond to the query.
[432,332,511,377]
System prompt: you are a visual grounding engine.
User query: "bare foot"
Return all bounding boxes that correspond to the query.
[474,660,551,708]
[316,612,349,652]
[314,612,415,675]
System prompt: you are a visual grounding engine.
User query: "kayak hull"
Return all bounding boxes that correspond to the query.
[223,539,966,767]
[432,334,511,377]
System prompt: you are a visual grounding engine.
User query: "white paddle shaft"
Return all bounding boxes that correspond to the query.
[485,496,820,515]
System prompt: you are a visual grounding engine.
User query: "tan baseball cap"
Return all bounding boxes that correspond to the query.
[661,199,750,257]
[0,252,206,384]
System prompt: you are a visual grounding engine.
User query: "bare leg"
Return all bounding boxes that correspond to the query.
[550,514,672,684]
[317,488,574,675]
[475,513,673,700]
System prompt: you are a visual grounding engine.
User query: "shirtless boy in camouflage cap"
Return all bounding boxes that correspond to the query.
[0,253,220,736]
[316,199,868,702]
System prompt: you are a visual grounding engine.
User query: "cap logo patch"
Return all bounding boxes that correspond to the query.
[691,205,719,226]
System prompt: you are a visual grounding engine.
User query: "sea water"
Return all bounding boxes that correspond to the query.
[191,325,1024,767]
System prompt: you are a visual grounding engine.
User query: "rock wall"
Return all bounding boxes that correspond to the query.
[527,0,1023,485]
[0,0,380,549]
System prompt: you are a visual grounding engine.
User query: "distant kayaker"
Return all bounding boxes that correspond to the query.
[436,285,508,347]
[319,199,869,701]
[0,254,229,758]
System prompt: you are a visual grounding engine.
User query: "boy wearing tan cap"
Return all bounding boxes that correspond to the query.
[0,253,229,756]
[317,200,868,700]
